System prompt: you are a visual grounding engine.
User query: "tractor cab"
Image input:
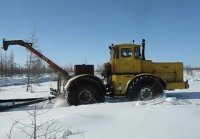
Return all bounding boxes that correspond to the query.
[110,44,142,59]
[109,40,145,74]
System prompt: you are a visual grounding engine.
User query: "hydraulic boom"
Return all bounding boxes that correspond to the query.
[3,39,69,79]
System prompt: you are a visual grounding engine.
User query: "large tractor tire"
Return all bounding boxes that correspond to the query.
[127,76,164,101]
[68,81,105,106]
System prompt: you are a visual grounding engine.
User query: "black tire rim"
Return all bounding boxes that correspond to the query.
[139,86,153,100]
[78,89,92,104]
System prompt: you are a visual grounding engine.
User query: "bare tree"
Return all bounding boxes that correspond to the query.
[7,120,19,139]
[3,53,8,76]
[26,31,46,92]
[7,51,16,77]
[64,62,74,73]
[184,65,194,76]
[26,50,33,92]
[0,50,15,77]
[0,50,3,77]
[7,103,85,139]
[96,64,104,73]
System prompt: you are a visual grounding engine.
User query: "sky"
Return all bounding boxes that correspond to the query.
[0,0,200,67]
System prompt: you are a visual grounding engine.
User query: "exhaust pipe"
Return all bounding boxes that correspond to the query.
[141,39,145,60]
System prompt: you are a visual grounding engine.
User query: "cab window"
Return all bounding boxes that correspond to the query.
[112,47,119,59]
[121,48,132,58]
[134,47,141,59]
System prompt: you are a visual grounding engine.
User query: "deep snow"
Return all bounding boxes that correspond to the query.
[0,71,200,139]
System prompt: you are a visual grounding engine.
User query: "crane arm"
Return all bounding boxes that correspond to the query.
[3,39,69,79]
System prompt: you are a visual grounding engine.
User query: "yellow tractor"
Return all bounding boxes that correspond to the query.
[3,39,189,105]
[103,39,189,100]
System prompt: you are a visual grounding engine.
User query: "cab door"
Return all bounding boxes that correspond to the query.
[119,47,141,73]
[110,46,141,74]
[118,48,134,73]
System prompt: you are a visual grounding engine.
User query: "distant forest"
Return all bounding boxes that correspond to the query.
[0,50,54,77]
[0,50,103,78]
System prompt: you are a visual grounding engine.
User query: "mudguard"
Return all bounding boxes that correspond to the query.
[125,73,167,93]
[64,74,106,95]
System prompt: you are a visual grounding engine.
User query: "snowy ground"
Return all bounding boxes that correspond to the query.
[0,72,200,139]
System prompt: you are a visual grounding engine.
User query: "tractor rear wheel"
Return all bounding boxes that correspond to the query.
[68,82,104,106]
[127,76,164,101]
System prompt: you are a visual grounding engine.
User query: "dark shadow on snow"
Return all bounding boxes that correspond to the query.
[4,92,200,112]
[105,96,130,103]
[166,92,200,99]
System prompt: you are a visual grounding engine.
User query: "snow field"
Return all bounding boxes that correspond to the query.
[0,71,200,139]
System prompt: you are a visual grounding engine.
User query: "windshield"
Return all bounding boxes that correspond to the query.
[121,48,133,58]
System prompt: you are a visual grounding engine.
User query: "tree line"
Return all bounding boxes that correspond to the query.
[0,50,53,78]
